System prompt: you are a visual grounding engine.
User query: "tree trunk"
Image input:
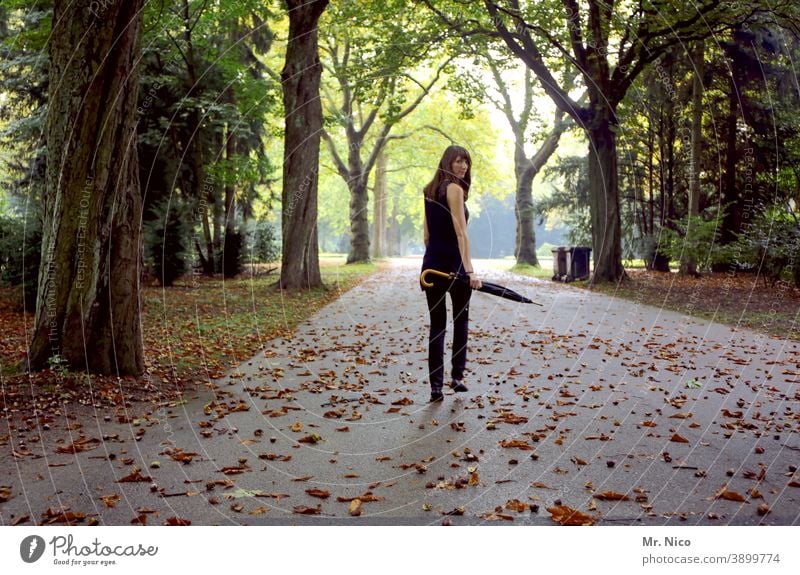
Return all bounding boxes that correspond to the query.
[514,111,566,266]
[279,0,327,289]
[681,39,704,277]
[347,176,371,263]
[587,117,624,283]
[29,0,144,375]
[371,149,387,259]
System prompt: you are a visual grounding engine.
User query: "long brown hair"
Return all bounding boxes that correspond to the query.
[423,145,471,201]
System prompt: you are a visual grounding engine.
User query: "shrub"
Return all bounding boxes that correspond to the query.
[143,198,190,287]
[0,212,41,310]
[658,211,730,273]
[730,205,800,286]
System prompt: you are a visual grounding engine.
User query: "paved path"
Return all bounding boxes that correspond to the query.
[2,259,799,525]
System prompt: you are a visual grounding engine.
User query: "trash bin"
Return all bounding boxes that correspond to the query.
[551,246,568,281]
[566,246,591,281]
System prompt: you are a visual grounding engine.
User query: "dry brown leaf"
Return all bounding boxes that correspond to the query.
[42,508,87,525]
[669,412,693,419]
[165,517,192,526]
[55,437,100,454]
[289,422,303,432]
[0,486,11,502]
[531,482,554,489]
[293,504,322,515]
[714,486,746,502]
[594,491,630,501]
[670,433,690,443]
[547,505,596,526]
[305,489,330,499]
[499,439,533,450]
[348,499,363,516]
[298,434,322,444]
[100,494,120,508]
[335,426,350,432]
[220,466,249,475]
[640,421,658,427]
[505,499,528,513]
[117,469,152,483]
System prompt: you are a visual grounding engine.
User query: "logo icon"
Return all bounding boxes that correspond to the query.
[20,535,46,563]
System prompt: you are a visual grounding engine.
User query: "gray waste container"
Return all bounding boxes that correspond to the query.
[551,246,568,281]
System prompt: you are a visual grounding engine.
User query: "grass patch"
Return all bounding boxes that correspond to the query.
[142,259,381,382]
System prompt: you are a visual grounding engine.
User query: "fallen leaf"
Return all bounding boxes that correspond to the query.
[593,491,630,501]
[547,505,596,526]
[100,494,120,508]
[505,499,528,513]
[165,517,192,526]
[293,505,322,515]
[305,489,330,499]
[55,437,100,454]
[670,433,690,443]
[348,499,363,516]
[117,469,152,483]
[499,439,533,450]
[0,486,11,502]
[640,421,658,427]
[531,482,554,489]
[298,434,322,444]
[42,508,87,525]
[290,422,303,432]
[714,486,747,502]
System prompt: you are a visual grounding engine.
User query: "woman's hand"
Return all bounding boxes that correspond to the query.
[468,274,482,290]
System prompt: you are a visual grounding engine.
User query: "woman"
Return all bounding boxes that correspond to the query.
[420,145,482,402]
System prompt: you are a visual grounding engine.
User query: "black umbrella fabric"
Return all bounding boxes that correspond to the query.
[420,269,542,305]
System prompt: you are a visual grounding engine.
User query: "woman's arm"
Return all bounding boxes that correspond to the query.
[423,210,429,247]
[446,183,481,288]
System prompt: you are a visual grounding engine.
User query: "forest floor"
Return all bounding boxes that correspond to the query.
[1,258,798,526]
[498,259,800,342]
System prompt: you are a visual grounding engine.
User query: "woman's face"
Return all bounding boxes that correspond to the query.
[450,156,469,179]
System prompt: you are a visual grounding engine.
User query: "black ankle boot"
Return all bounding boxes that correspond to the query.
[450,380,468,392]
[430,390,444,402]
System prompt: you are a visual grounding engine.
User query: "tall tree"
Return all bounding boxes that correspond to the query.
[28,0,145,374]
[680,39,704,276]
[319,0,447,263]
[279,0,328,289]
[424,0,754,282]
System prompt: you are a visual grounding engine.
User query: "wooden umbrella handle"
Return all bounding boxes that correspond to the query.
[420,268,455,288]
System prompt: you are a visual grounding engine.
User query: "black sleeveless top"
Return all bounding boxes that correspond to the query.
[421,180,469,288]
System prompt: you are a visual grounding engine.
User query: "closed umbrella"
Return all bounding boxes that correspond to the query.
[420,269,542,305]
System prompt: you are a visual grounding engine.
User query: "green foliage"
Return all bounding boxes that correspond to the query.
[143,199,190,287]
[657,211,729,273]
[248,220,280,264]
[0,210,41,310]
[730,204,800,286]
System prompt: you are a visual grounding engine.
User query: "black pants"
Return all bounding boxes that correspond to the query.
[424,278,471,392]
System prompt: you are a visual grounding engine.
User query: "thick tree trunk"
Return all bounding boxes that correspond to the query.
[371,150,387,259]
[681,39,704,277]
[347,176,371,263]
[514,166,538,266]
[29,0,144,375]
[279,0,327,289]
[587,119,624,283]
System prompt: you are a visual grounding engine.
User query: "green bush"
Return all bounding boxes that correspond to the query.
[730,205,800,286]
[0,212,41,310]
[249,220,280,264]
[658,211,730,273]
[143,198,190,287]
